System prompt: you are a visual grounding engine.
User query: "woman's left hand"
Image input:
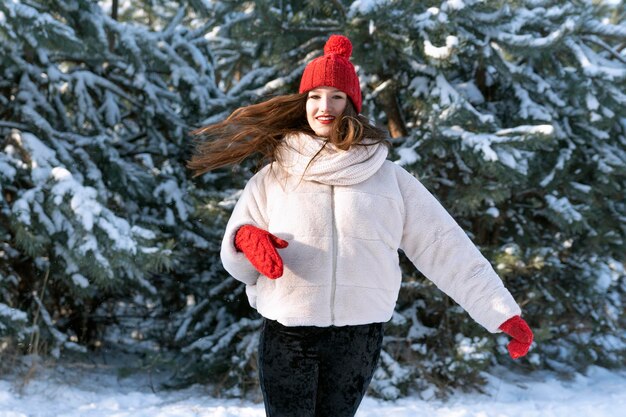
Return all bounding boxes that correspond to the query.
[498,315,533,359]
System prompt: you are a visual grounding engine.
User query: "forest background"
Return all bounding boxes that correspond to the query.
[0,0,624,400]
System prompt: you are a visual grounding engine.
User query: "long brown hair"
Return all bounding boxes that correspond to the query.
[187,93,389,176]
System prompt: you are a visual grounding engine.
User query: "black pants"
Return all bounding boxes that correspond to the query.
[258,318,383,417]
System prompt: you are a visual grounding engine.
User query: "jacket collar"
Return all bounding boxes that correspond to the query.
[277,132,388,186]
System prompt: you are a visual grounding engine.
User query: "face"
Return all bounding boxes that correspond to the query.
[306,87,348,137]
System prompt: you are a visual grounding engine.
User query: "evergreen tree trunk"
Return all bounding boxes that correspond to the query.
[375,82,408,138]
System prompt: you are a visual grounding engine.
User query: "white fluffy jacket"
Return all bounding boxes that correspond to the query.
[221,133,521,332]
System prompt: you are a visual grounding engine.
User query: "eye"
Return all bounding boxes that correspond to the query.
[308,94,320,99]
[333,95,346,100]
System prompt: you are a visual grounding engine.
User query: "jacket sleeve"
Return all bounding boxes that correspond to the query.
[395,165,521,333]
[220,167,270,288]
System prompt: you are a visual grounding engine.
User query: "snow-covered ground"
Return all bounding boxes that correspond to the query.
[1,359,625,417]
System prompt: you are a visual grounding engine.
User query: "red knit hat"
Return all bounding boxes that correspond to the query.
[299,35,362,113]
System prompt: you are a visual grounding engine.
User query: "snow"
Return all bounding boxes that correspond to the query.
[514,85,552,121]
[446,0,465,11]
[409,76,430,98]
[348,0,390,15]
[44,166,154,255]
[490,18,576,49]
[545,194,583,224]
[0,303,27,322]
[486,207,500,218]
[395,147,420,166]
[566,39,626,81]
[424,36,459,60]
[586,93,600,111]
[435,75,494,124]
[71,273,90,289]
[496,124,554,136]
[19,132,58,168]
[153,179,189,222]
[455,81,485,104]
[0,362,625,417]
[442,125,545,172]
[51,169,102,231]
[0,160,16,181]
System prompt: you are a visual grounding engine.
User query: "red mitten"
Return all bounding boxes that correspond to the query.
[499,315,533,359]
[234,225,288,279]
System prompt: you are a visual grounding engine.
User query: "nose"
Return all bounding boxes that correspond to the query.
[319,95,331,113]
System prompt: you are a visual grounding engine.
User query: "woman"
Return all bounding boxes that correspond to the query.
[188,35,533,417]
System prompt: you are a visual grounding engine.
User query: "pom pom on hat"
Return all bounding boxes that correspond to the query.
[299,35,362,113]
[324,35,352,58]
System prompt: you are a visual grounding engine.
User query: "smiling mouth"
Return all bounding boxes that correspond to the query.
[316,116,335,124]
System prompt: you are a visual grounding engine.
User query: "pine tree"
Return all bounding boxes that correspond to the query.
[186,0,625,399]
[348,0,626,397]
[0,0,222,357]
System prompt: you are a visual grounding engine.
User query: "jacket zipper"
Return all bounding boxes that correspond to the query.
[330,185,337,324]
